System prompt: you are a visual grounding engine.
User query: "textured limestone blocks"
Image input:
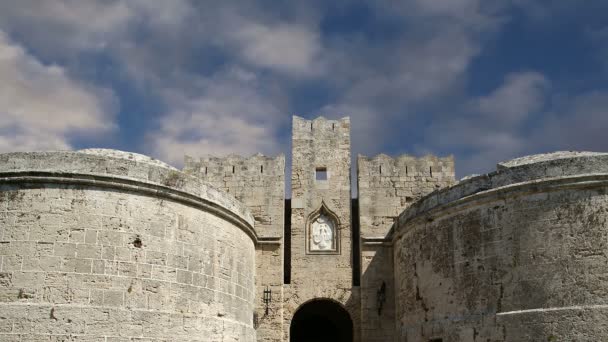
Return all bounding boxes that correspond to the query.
[285,116,359,340]
[184,153,285,342]
[393,152,608,342]
[0,151,257,341]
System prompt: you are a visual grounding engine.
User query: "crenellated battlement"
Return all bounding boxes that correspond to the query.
[357,153,455,239]
[292,115,350,140]
[184,153,285,178]
[357,153,454,179]
[183,153,285,239]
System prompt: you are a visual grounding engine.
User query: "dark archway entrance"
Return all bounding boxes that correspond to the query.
[290,299,353,342]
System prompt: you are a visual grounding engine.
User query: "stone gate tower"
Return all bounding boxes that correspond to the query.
[3,116,606,341]
[284,116,360,341]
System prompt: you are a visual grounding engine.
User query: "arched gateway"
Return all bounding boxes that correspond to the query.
[290,299,353,342]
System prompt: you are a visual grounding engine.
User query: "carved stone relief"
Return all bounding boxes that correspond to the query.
[310,214,335,251]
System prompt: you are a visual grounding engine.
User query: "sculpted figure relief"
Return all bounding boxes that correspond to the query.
[311,215,334,251]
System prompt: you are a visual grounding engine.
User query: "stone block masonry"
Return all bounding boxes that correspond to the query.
[393,152,608,341]
[285,116,360,341]
[183,153,285,239]
[0,150,257,341]
[357,153,455,342]
[357,153,455,239]
[183,153,285,342]
[2,116,603,342]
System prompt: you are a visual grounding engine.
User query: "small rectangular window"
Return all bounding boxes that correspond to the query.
[315,167,327,181]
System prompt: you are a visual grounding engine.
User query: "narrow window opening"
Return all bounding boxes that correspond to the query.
[310,122,313,130]
[406,166,408,175]
[232,165,235,174]
[260,165,264,174]
[205,167,208,175]
[315,167,327,181]
[332,123,335,131]
[379,165,382,174]
[429,166,432,177]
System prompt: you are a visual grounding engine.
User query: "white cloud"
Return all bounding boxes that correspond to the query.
[421,71,550,175]
[537,91,608,151]
[147,67,286,166]
[231,22,323,76]
[318,7,487,155]
[0,0,600,180]
[475,72,548,125]
[0,31,116,152]
[0,0,132,52]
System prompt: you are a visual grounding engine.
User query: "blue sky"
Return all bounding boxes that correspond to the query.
[0,0,607,178]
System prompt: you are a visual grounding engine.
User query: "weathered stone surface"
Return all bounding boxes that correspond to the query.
[285,116,359,341]
[357,153,455,342]
[183,153,285,342]
[497,151,607,169]
[3,117,605,342]
[0,151,256,341]
[393,152,608,342]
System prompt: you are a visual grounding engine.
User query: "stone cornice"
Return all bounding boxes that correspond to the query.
[0,170,259,244]
[393,173,608,242]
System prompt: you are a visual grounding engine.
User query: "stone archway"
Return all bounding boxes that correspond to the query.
[290,299,353,342]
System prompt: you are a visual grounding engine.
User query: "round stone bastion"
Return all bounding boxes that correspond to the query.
[0,150,257,341]
[392,152,608,341]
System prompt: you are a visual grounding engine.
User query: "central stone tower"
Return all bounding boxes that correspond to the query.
[284,116,359,341]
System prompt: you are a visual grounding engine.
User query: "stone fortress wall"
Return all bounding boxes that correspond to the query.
[286,116,359,340]
[0,150,258,341]
[1,115,607,342]
[183,153,285,342]
[183,154,285,239]
[357,154,455,342]
[392,152,608,341]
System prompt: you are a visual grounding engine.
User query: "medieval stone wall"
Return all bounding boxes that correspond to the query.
[183,154,285,239]
[285,116,360,341]
[4,116,604,342]
[0,150,257,341]
[393,152,608,341]
[183,153,285,342]
[357,154,455,342]
[357,154,455,239]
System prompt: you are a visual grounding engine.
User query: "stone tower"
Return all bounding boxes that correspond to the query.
[284,116,360,341]
[183,153,286,341]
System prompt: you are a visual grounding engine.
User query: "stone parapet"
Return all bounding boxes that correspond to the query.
[0,150,255,234]
[183,153,284,239]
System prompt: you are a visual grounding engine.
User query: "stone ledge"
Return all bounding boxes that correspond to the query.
[393,173,608,241]
[0,171,258,243]
[0,150,255,227]
[394,152,608,237]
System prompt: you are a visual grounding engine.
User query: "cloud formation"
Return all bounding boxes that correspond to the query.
[422,71,549,175]
[147,67,287,165]
[0,0,605,177]
[0,31,115,152]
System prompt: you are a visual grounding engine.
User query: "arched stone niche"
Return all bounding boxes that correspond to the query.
[306,201,340,254]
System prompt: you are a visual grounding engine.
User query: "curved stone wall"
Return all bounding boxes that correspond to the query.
[0,150,256,341]
[393,152,608,341]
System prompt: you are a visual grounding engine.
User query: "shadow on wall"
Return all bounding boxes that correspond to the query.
[359,242,396,342]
